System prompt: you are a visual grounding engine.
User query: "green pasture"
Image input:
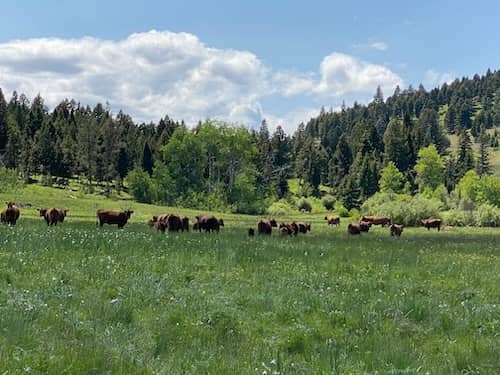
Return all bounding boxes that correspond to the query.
[0,186,499,373]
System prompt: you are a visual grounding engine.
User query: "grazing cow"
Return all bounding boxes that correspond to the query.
[180,216,190,232]
[195,215,223,233]
[248,228,255,237]
[166,214,183,232]
[39,208,68,226]
[2,202,20,225]
[278,225,293,236]
[360,215,391,227]
[324,215,340,226]
[279,222,298,236]
[390,224,404,237]
[359,221,372,233]
[97,209,133,228]
[347,223,362,235]
[257,219,277,235]
[421,218,442,231]
[296,222,311,234]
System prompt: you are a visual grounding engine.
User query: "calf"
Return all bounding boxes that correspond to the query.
[296,222,311,234]
[421,219,442,231]
[390,224,404,237]
[359,221,372,233]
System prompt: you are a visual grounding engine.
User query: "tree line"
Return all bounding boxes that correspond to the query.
[0,69,499,213]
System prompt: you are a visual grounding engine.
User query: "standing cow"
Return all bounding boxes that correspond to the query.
[194,215,224,233]
[360,215,391,227]
[390,224,404,236]
[347,223,362,235]
[421,219,442,231]
[257,219,277,235]
[2,202,20,225]
[97,209,133,228]
[39,208,68,226]
[325,215,340,226]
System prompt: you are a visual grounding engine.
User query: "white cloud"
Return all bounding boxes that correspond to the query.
[315,52,402,96]
[424,69,454,88]
[0,30,403,131]
[353,41,388,51]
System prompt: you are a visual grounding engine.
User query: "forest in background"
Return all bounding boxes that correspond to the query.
[1,69,500,221]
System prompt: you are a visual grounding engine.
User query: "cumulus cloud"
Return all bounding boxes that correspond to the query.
[424,69,454,88]
[0,30,402,130]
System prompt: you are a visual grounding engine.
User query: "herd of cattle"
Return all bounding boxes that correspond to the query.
[1,202,444,236]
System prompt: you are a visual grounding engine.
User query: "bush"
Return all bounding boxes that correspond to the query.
[361,192,442,226]
[474,203,500,227]
[442,209,475,227]
[349,208,360,220]
[296,197,312,212]
[125,168,155,203]
[0,167,22,192]
[334,201,350,217]
[321,195,335,211]
[266,200,292,216]
[176,191,227,213]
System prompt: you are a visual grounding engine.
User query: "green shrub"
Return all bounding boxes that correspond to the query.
[474,203,500,227]
[361,192,442,226]
[321,195,335,211]
[296,197,312,212]
[442,209,475,227]
[334,201,350,217]
[176,191,227,212]
[125,168,155,203]
[349,208,360,220]
[266,200,292,216]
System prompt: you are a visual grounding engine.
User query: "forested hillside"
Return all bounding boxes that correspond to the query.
[1,69,499,214]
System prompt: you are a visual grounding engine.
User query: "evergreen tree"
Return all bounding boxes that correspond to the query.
[34,117,57,176]
[494,88,500,126]
[414,108,449,153]
[476,130,492,176]
[383,117,410,171]
[0,88,7,154]
[373,85,384,104]
[142,141,154,176]
[444,157,458,192]
[328,134,352,191]
[456,130,475,178]
[78,108,99,187]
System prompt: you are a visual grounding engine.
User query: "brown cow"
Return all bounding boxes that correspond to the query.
[97,209,133,228]
[296,222,311,234]
[39,208,68,226]
[257,219,277,235]
[390,224,404,237]
[324,215,340,226]
[2,202,20,225]
[166,214,183,232]
[279,222,298,236]
[180,216,190,232]
[195,215,223,233]
[347,223,362,235]
[279,226,292,236]
[359,221,372,233]
[360,215,391,227]
[421,219,442,231]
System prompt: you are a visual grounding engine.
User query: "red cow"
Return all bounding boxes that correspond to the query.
[257,219,277,235]
[347,223,362,235]
[97,209,133,228]
[360,215,391,227]
[2,202,20,225]
[421,219,442,231]
[390,224,404,236]
[324,215,340,226]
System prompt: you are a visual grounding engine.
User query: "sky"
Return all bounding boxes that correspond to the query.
[0,0,498,133]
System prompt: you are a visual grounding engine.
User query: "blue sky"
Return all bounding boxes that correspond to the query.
[0,0,498,132]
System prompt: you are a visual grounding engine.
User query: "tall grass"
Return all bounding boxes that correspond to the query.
[1,218,499,373]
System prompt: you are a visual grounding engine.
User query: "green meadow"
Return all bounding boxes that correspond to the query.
[1,186,499,373]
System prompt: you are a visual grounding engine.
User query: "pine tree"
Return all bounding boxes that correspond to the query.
[0,88,7,154]
[494,88,500,126]
[383,117,410,171]
[78,108,99,188]
[328,134,352,191]
[373,85,384,104]
[142,141,154,176]
[475,130,491,176]
[456,130,475,178]
[34,118,57,176]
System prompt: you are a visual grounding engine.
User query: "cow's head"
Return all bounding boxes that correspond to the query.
[269,219,277,227]
[125,210,134,219]
[218,219,224,227]
[38,208,47,216]
[6,201,15,208]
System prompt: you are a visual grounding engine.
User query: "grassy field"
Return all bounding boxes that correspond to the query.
[1,187,500,373]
